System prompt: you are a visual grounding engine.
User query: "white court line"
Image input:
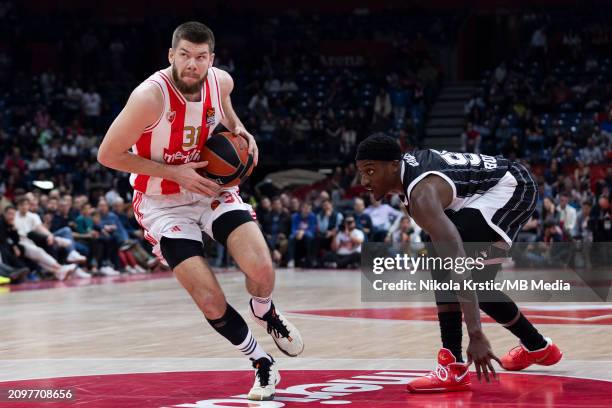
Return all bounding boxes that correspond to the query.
[285,312,612,327]
[0,358,610,383]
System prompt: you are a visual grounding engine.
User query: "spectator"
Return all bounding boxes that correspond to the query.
[261,197,291,265]
[388,216,423,250]
[461,122,481,154]
[287,202,317,268]
[0,206,30,282]
[97,198,146,274]
[365,199,402,241]
[12,197,82,280]
[322,216,364,269]
[315,199,343,256]
[353,197,373,240]
[558,193,577,237]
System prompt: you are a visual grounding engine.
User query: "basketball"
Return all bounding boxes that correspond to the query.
[199,131,254,187]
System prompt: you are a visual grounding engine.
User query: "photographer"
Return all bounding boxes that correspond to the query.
[322,216,364,269]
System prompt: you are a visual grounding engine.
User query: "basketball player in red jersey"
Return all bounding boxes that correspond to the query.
[98,22,303,401]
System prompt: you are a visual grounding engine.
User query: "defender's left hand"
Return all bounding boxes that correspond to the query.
[233,126,259,166]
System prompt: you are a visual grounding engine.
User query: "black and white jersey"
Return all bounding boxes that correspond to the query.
[400,149,538,244]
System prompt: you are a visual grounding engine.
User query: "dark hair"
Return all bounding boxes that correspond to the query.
[172,21,215,52]
[15,196,29,206]
[3,205,15,213]
[355,134,401,161]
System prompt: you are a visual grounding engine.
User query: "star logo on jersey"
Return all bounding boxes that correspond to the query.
[167,110,176,124]
[205,107,215,128]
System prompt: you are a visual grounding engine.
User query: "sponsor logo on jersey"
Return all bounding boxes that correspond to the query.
[206,107,216,128]
[167,110,176,124]
[403,153,419,167]
[163,148,201,164]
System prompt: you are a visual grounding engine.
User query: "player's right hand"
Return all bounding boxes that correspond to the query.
[169,161,221,197]
[466,331,501,383]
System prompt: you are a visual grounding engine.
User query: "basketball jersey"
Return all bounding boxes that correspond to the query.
[400,149,511,212]
[130,68,225,195]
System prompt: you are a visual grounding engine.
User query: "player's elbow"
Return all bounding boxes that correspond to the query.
[97,143,119,169]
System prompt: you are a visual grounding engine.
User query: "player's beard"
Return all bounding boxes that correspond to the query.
[172,64,205,95]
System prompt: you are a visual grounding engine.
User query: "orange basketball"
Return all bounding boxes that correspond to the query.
[199,132,254,187]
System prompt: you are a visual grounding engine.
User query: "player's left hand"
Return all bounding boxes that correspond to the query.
[233,126,259,167]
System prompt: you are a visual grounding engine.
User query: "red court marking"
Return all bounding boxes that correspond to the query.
[292,306,612,325]
[0,370,609,407]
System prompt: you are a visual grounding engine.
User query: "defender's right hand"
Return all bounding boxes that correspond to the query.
[169,161,221,197]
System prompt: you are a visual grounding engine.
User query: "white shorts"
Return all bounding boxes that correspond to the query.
[132,189,254,260]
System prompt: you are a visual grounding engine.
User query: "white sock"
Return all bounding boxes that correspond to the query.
[251,296,272,318]
[236,329,269,361]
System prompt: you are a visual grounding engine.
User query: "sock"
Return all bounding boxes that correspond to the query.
[250,296,272,318]
[505,313,547,351]
[438,310,463,363]
[479,299,547,351]
[207,303,270,361]
[236,329,269,361]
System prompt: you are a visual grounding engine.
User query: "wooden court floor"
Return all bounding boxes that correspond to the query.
[0,268,611,407]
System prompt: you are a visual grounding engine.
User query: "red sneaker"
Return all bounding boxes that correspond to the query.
[501,337,563,371]
[406,348,471,393]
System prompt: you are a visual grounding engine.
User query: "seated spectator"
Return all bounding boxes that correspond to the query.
[287,202,316,268]
[322,216,364,269]
[365,199,402,242]
[558,193,577,238]
[12,197,83,280]
[74,203,120,276]
[261,197,291,265]
[388,216,423,250]
[97,198,146,274]
[0,206,30,283]
[315,199,343,256]
[353,197,373,240]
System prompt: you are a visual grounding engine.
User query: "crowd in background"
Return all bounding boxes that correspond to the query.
[1,4,611,283]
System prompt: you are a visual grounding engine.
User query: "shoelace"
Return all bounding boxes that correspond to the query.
[254,361,271,387]
[426,364,449,381]
[265,309,291,339]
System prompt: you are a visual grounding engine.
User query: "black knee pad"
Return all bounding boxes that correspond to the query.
[212,210,254,246]
[160,237,204,270]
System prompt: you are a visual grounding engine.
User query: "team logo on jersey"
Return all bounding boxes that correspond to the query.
[205,107,216,128]
[167,110,176,124]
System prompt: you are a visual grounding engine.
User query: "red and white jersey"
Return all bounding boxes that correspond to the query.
[130,67,226,195]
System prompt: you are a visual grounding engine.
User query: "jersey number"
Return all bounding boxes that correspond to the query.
[432,150,497,170]
[183,126,203,149]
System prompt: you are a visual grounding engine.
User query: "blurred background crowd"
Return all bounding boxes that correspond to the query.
[1,0,611,283]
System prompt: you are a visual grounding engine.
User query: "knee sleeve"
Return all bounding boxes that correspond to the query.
[159,237,204,270]
[212,210,254,247]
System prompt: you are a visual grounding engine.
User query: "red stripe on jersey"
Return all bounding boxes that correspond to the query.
[199,78,213,147]
[133,131,152,192]
[159,74,186,195]
[211,68,225,119]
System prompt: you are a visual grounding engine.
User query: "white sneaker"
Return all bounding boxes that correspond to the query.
[133,265,147,274]
[99,266,120,276]
[287,260,295,268]
[247,356,280,401]
[250,301,304,357]
[74,267,92,279]
[125,266,139,274]
[67,250,87,264]
[56,264,77,281]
